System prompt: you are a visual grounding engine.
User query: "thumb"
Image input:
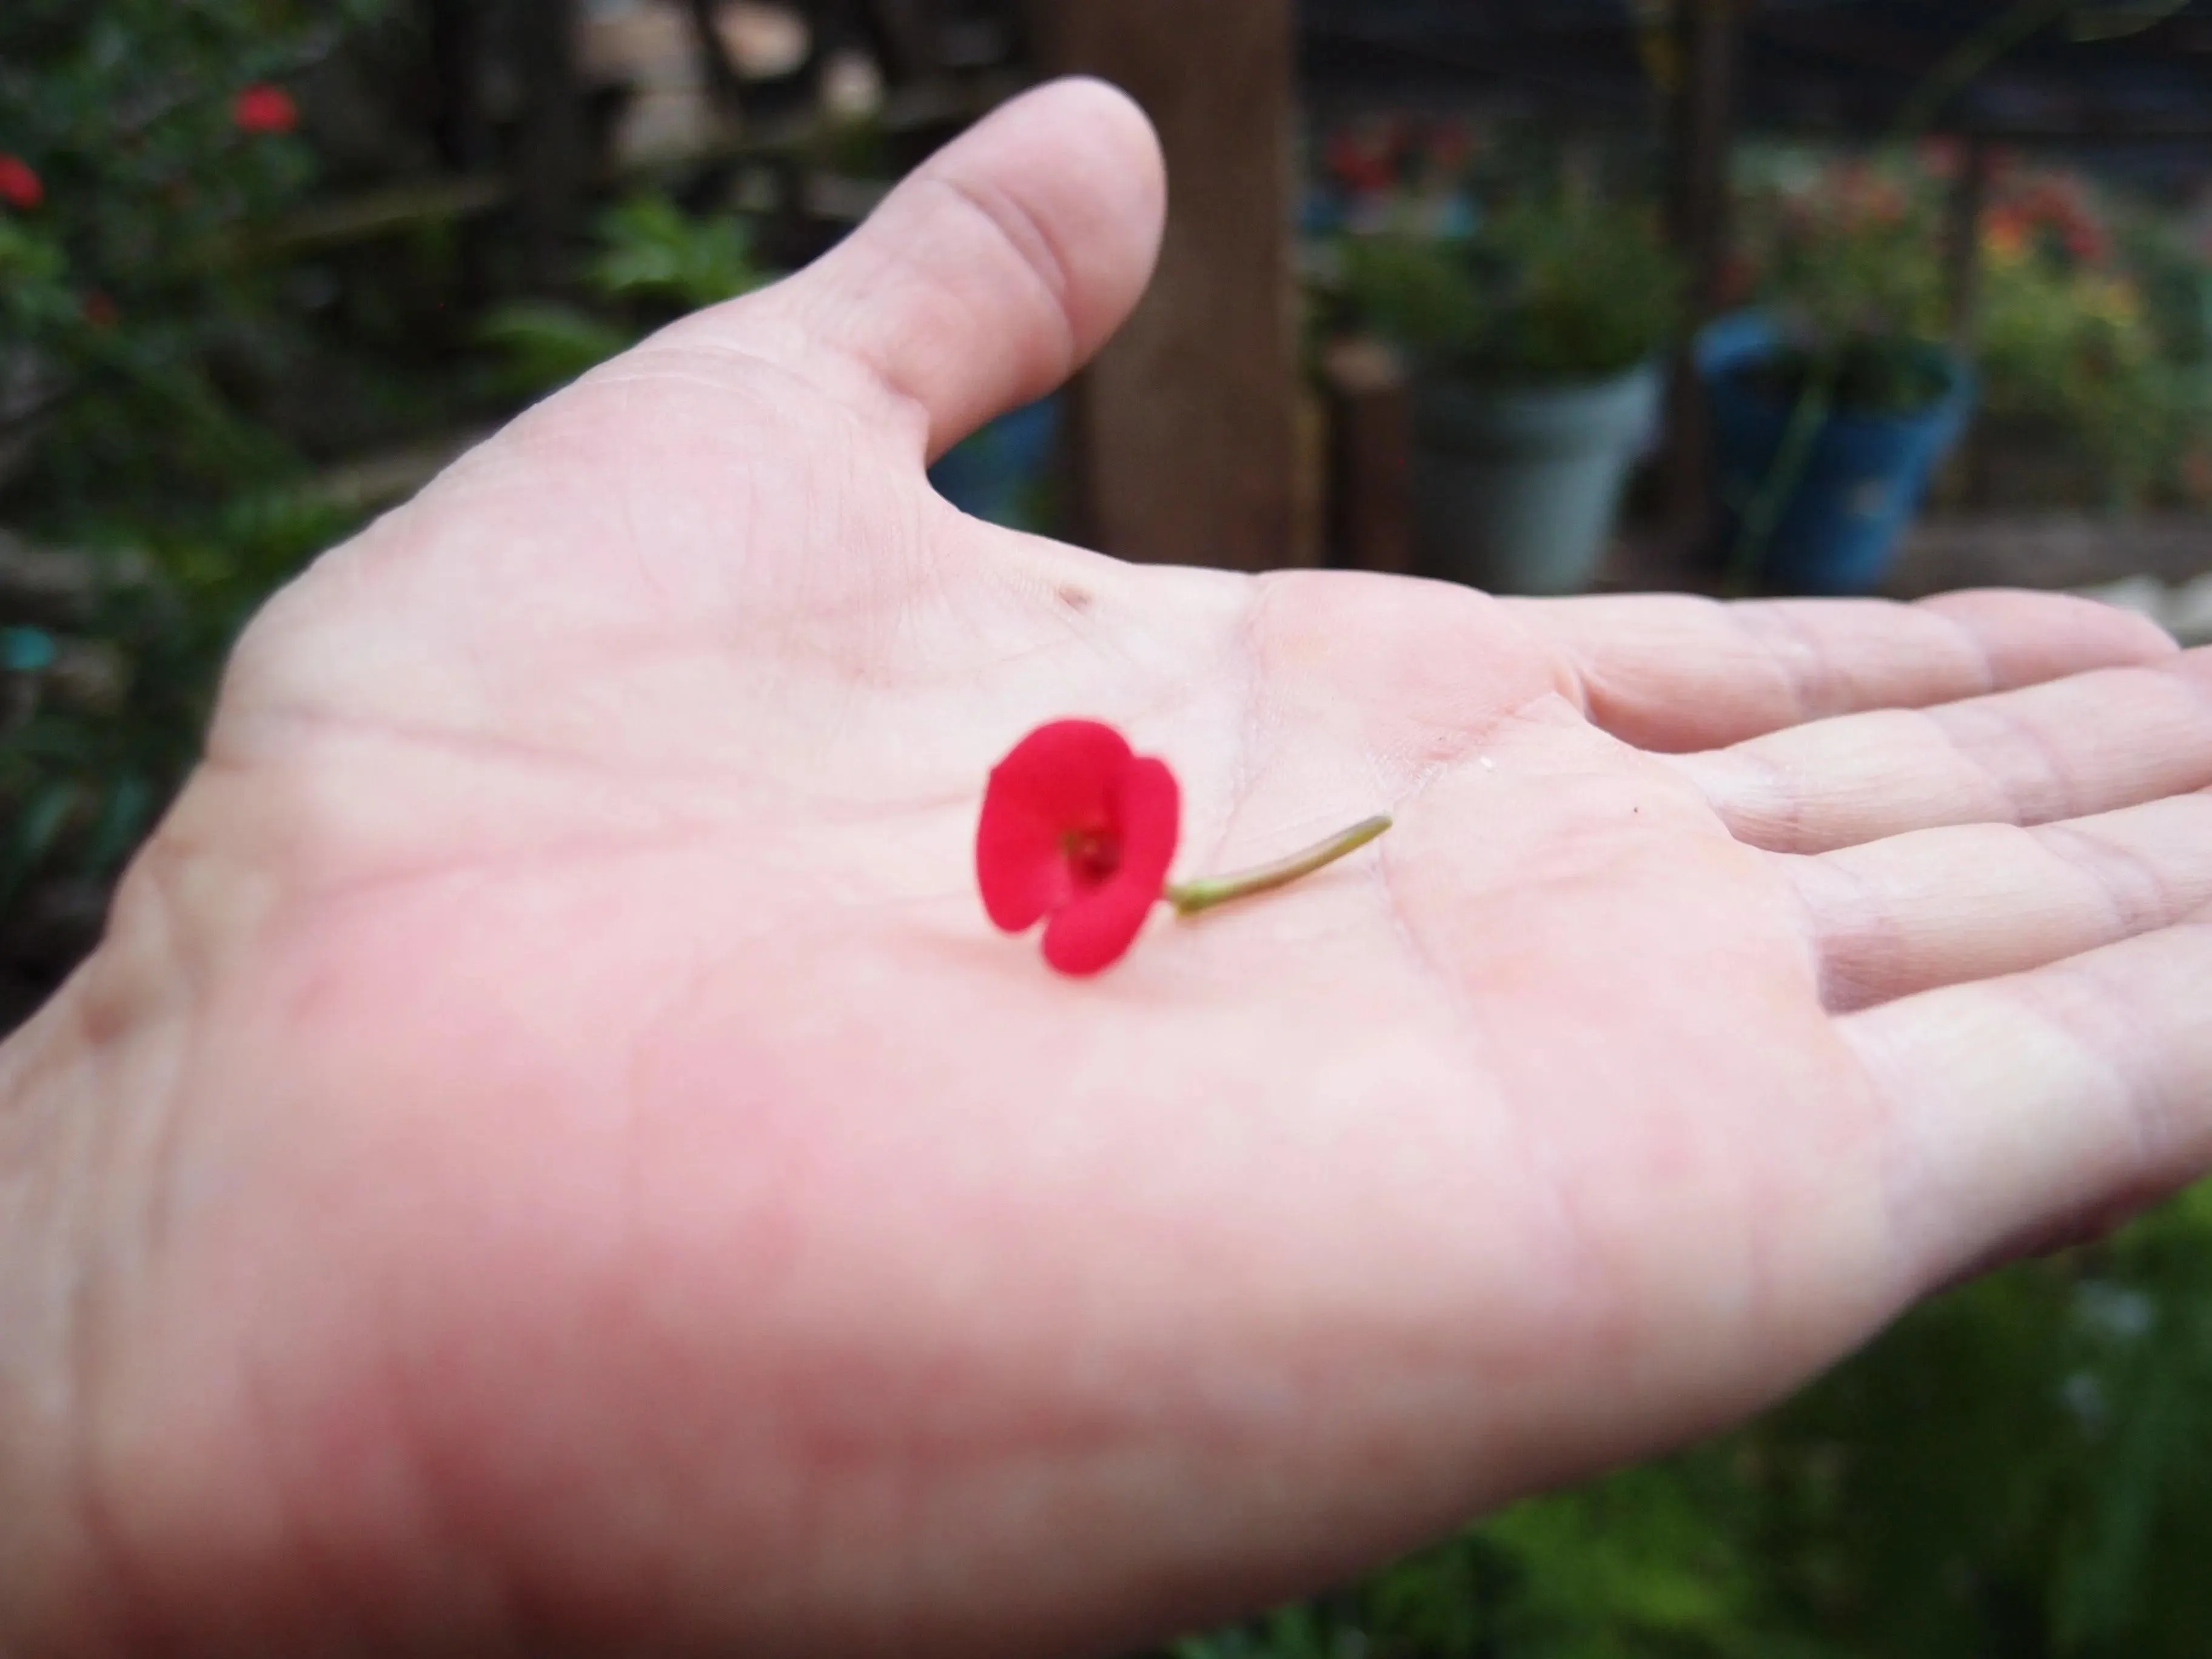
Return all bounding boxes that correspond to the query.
[709,77,1167,461]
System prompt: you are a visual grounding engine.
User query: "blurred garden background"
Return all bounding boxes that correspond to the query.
[5,2,2212,1653]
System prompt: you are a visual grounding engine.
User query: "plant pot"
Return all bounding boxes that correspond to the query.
[1409,360,1662,596]
[1699,314,1976,596]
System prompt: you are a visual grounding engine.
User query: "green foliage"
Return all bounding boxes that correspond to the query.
[1734,152,1956,414]
[1977,250,2170,497]
[589,192,766,311]
[0,0,387,523]
[1168,1455,1808,1659]
[1735,147,2212,463]
[1760,1186,2212,1658]
[475,303,637,400]
[1740,156,1951,348]
[1339,198,1683,385]
[1470,1463,1777,1657]
[1962,175,2210,506]
[2,9,777,953]
[2,491,365,911]
[2116,213,2212,371]
[2,0,389,931]
[1159,1183,2212,1659]
[480,193,770,395]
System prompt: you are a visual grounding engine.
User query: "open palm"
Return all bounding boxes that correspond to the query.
[5,81,2211,1658]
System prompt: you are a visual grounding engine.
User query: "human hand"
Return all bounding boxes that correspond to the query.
[3,79,2209,1658]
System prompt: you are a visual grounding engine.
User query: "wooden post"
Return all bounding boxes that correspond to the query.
[1319,338,1414,575]
[514,0,586,291]
[429,0,495,173]
[429,0,497,307]
[1660,0,1745,565]
[1028,0,1301,572]
[1944,135,1996,507]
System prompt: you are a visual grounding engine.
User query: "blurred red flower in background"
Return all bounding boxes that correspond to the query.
[1326,133,1392,196]
[0,155,43,210]
[232,84,299,136]
[1986,175,2111,266]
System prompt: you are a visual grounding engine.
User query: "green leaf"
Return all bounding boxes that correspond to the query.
[475,303,637,394]
[1,780,83,912]
[590,193,765,310]
[78,770,155,876]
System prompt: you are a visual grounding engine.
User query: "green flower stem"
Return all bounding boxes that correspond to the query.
[1165,815,1393,919]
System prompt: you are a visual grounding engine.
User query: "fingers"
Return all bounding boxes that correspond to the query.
[752,78,1164,459]
[1523,589,2174,754]
[1790,789,2212,1013]
[1843,913,2212,1292]
[1674,647,2212,854]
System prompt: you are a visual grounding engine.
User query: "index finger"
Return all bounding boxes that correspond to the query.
[1521,589,2176,754]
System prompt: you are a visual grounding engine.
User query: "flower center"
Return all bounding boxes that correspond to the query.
[1061,826,1123,887]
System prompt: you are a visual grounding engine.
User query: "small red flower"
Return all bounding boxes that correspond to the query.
[81,291,118,329]
[976,720,1181,977]
[0,155,42,211]
[233,84,300,136]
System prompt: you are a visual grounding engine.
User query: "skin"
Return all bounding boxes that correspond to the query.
[2,79,2210,1658]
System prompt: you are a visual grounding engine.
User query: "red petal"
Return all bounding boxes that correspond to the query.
[0,157,41,211]
[1110,754,1179,897]
[975,721,1133,933]
[1042,868,1161,975]
[234,85,299,135]
[1039,755,1179,976]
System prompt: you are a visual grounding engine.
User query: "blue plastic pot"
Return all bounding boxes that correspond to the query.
[1699,314,1975,596]
[929,395,1060,531]
[1410,360,1663,596]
